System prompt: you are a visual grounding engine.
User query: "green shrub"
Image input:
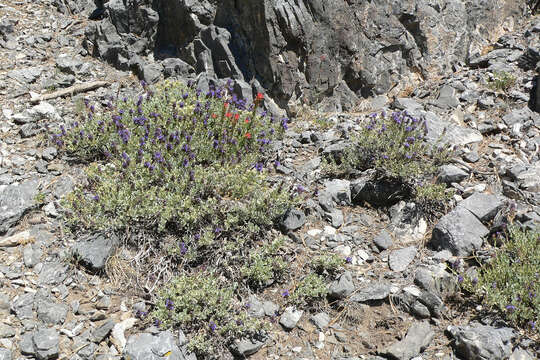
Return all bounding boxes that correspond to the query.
[289,273,328,306]
[241,237,287,287]
[53,79,296,271]
[152,273,266,355]
[460,225,539,332]
[324,111,453,206]
[311,253,345,275]
[487,71,516,93]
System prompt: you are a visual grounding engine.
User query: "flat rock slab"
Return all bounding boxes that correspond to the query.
[33,328,59,360]
[72,233,119,273]
[382,321,434,360]
[231,337,266,357]
[351,283,392,303]
[280,208,306,231]
[430,207,489,256]
[280,307,303,330]
[448,325,515,360]
[389,246,417,272]
[458,192,505,222]
[328,271,355,299]
[0,179,40,234]
[124,330,195,360]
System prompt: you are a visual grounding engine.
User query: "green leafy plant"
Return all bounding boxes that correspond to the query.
[241,237,287,287]
[487,71,516,93]
[311,253,345,275]
[289,273,328,306]
[152,272,266,355]
[53,79,296,271]
[324,111,453,207]
[460,225,539,333]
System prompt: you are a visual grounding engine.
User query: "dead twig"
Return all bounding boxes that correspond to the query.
[30,81,110,104]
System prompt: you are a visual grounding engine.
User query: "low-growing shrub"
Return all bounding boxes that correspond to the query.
[324,111,453,208]
[289,273,328,306]
[152,272,266,355]
[487,71,516,93]
[311,253,345,275]
[460,225,539,332]
[241,236,287,287]
[53,79,296,273]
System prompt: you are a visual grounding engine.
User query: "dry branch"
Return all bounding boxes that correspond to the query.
[30,81,110,103]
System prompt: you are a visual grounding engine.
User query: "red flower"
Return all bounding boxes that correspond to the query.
[225,112,232,118]
[256,93,264,101]
[244,117,250,124]
[234,113,239,120]
[211,113,217,119]
[245,132,251,139]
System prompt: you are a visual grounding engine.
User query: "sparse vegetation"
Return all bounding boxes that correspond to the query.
[487,71,516,93]
[152,273,266,355]
[311,253,345,275]
[324,110,453,209]
[289,273,329,306]
[460,225,539,333]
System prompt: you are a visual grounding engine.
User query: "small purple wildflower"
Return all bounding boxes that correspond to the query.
[282,290,289,298]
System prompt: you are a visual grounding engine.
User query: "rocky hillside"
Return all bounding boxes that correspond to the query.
[0,0,539,359]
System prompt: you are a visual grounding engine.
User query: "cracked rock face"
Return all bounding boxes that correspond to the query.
[82,0,528,111]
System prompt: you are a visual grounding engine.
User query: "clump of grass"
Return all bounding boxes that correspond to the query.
[324,110,453,208]
[311,253,345,275]
[289,273,328,306]
[152,272,266,355]
[460,225,539,333]
[487,71,516,93]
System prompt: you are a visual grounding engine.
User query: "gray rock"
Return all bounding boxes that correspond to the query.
[36,297,68,325]
[279,307,303,330]
[0,349,12,360]
[351,283,391,303]
[280,208,306,232]
[323,179,351,205]
[447,325,515,360]
[328,271,355,299]
[38,262,68,286]
[72,233,119,273]
[56,54,84,74]
[76,341,97,359]
[502,107,535,126]
[422,111,483,146]
[310,312,330,330]
[33,328,59,360]
[509,348,534,360]
[437,165,468,184]
[7,66,43,84]
[373,230,393,250]
[230,337,266,357]
[458,193,505,222]
[20,332,35,356]
[41,147,57,161]
[0,323,15,337]
[434,85,460,109]
[0,179,39,234]
[430,207,489,256]
[463,151,480,163]
[263,301,279,317]
[393,98,423,111]
[383,322,434,360]
[326,208,344,228]
[141,63,163,84]
[23,244,42,268]
[124,330,196,360]
[91,319,115,343]
[11,293,35,320]
[246,295,265,318]
[388,246,417,272]
[162,58,194,78]
[52,175,75,199]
